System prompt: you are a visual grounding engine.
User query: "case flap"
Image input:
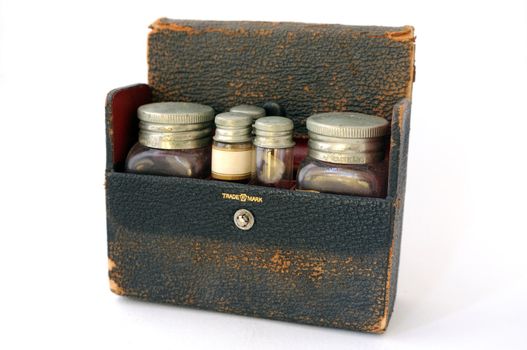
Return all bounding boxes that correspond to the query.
[148,18,415,132]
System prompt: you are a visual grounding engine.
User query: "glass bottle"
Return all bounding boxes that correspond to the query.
[228,104,266,177]
[125,102,215,178]
[211,112,254,183]
[253,117,295,188]
[297,112,389,197]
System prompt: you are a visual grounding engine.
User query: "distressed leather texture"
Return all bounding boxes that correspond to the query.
[148,18,414,133]
[105,19,415,333]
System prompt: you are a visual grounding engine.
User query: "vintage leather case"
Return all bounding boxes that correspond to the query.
[105,18,415,333]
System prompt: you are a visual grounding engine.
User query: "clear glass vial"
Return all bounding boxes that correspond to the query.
[297,112,389,197]
[125,102,215,178]
[211,112,254,183]
[253,117,295,188]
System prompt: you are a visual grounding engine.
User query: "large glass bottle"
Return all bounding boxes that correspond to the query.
[125,102,215,178]
[297,112,389,197]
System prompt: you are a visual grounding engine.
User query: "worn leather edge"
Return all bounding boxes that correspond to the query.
[105,84,151,171]
[372,99,411,333]
[105,84,151,294]
[149,18,415,41]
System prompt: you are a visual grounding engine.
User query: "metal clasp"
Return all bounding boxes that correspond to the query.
[233,209,255,231]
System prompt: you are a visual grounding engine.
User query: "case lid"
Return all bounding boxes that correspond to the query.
[148,18,415,133]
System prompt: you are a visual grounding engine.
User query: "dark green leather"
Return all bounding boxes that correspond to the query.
[106,19,415,333]
[148,19,414,133]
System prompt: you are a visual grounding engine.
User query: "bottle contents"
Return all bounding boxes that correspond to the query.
[125,102,215,178]
[297,112,389,197]
[211,112,254,182]
[253,117,295,188]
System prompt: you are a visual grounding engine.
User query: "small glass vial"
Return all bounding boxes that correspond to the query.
[253,117,295,188]
[211,112,254,183]
[125,102,215,178]
[297,112,389,197]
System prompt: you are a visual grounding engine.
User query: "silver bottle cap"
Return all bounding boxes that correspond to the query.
[138,102,215,124]
[253,117,295,149]
[137,102,214,150]
[229,104,266,121]
[306,112,389,164]
[213,112,253,143]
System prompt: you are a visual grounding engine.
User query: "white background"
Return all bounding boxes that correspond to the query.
[1,0,526,349]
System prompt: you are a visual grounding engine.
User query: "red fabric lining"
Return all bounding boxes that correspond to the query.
[110,84,152,167]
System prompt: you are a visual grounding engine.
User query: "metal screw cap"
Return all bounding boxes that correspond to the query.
[306,112,389,139]
[229,104,266,121]
[138,102,215,124]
